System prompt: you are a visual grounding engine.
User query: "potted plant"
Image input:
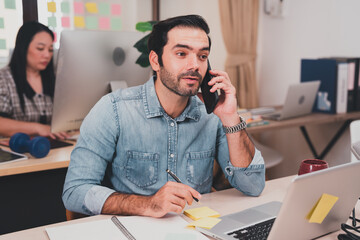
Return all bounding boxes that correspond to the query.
[133,21,157,68]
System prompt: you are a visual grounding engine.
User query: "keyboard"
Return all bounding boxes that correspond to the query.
[227,218,275,240]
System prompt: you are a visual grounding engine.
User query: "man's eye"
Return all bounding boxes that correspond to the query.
[200,55,208,60]
[176,52,185,56]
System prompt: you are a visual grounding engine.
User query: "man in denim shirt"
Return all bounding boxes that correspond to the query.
[63,15,265,217]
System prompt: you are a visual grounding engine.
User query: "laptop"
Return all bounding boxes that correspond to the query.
[262,80,321,120]
[197,161,360,240]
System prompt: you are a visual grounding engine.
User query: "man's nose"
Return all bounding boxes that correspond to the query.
[187,55,200,71]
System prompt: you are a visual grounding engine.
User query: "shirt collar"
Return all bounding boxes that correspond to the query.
[142,76,201,121]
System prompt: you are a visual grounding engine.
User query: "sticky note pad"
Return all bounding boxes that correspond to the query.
[85,16,98,30]
[47,2,56,13]
[99,2,110,15]
[99,17,110,30]
[74,2,84,14]
[5,0,16,9]
[111,4,121,15]
[0,18,4,29]
[306,193,338,224]
[48,16,57,28]
[0,39,6,50]
[85,2,98,14]
[61,17,71,28]
[74,16,85,28]
[184,206,220,220]
[61,2,70,14]
[187,217,221,229]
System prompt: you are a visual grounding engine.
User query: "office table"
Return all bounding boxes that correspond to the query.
[1,175,358,239]
[0,143,74,234]
[246,110,360,159]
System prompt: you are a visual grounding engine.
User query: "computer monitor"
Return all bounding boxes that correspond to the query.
[51,30,151,133]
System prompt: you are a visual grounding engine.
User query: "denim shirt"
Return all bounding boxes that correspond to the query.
[62,77,265,215]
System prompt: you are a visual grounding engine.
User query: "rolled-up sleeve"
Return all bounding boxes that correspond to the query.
[62,94,118,215]
[224,148,265,196]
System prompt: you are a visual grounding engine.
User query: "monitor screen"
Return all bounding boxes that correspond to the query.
[51,30,151,133]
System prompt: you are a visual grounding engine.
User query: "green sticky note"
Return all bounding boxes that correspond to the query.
[111,18,122,30]
[61,2,70,14]
[4,0,16,9]
[98,2,110,15]
[0,39,6,50]
[0,18,4,29]
[48,16,57,28]
[85,16,98,30]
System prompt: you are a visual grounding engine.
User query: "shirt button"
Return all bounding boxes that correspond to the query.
[170,153,174,158]
[170,122,175,127]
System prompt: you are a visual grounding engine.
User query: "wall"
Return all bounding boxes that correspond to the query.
[257,0,360,178]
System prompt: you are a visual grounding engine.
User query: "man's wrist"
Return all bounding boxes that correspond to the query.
[222,116,247,134]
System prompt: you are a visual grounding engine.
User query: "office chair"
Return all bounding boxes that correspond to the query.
[350,120,360,162]
[251,138,283,169]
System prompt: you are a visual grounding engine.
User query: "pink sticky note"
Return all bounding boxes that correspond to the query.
[61,17,71,28]
[99,17,110,30]
[74,1,84,14]
[111,4,121,15]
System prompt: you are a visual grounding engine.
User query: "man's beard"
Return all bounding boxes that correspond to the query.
[159,66,202,97]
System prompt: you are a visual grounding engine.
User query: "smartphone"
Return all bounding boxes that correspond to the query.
[200,61,219,114]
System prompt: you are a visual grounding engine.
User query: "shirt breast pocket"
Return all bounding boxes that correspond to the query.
[186,149,215,188]
[125,150,159,188]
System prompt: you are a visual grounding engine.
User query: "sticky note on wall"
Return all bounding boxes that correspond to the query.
[306,193,339,224]
[184,206,220,220]
[47,2,56,13]
[74,16,85,28]
[85,2,98,13]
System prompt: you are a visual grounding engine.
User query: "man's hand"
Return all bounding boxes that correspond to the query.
[102,181,201,218]
[145,181,201,218]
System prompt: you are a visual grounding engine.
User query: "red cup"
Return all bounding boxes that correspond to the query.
[298,159,329,175]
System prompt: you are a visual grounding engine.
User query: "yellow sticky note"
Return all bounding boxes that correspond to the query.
[184,206,220,220]
[85,2,98,13]
[306,193,338,224]
[47,2,56,13]
[74,16,85,28]
[187,217,222,229]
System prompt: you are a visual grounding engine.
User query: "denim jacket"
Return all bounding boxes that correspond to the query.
[62,77,265,215]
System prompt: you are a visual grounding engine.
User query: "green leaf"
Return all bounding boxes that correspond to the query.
[135,21,154,32]
[135,53,150,67]
[133,34,150,53]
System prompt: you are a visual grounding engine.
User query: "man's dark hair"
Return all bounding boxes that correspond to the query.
[148,15,211,67]
[9,21,55,113]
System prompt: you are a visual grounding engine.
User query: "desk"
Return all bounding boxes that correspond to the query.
[0,144,74,234]
[246,111,360,159]
[1,175,358,239]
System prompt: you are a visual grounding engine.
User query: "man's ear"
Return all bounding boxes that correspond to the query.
[149,50,160,72]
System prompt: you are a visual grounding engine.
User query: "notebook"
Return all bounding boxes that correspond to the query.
[197,161,360,240]
[262,80,321,120]
[46,213,208,240]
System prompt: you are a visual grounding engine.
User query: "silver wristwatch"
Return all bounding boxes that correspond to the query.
[222,116,247,134]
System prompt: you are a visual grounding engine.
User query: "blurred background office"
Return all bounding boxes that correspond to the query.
[1,0,360,179]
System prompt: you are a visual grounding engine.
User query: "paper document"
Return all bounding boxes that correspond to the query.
[46,214,208,240]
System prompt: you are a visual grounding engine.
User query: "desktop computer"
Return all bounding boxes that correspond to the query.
[51,30,151,133]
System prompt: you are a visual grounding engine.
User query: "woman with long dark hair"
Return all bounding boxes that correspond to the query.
[0,21,67,139]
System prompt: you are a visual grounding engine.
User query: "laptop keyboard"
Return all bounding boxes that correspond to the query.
[227,218,275,240]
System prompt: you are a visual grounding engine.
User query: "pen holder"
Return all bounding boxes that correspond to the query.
[9,133,50,158]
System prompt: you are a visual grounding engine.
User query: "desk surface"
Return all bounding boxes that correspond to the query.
[1,175,356,240]
[246,111,360,134]
[0,144,74,177]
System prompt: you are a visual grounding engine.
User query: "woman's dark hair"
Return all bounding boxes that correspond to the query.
[8,21,55,113]
[148,15,211,67]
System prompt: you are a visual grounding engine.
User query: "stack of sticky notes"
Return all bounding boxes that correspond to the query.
[184,206,222,229]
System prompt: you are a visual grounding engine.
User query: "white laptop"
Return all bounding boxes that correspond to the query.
[197,161,360,240]
[262,80,321,120]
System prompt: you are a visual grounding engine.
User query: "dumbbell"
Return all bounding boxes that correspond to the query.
[9,133,50,158]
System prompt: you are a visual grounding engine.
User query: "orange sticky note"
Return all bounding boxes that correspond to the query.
[47,2,56,13]
[306,193,338,224]
[85,2,98,13]
[74,16,85,28]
